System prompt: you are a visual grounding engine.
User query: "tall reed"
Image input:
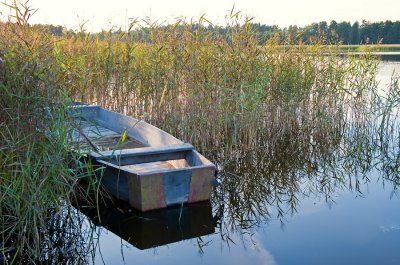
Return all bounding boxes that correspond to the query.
[0,1,98,262]
[46,13,379,153]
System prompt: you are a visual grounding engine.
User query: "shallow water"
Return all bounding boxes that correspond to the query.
[66,56,400,265]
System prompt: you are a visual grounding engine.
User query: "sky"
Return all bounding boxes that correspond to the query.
[1,0,399,32]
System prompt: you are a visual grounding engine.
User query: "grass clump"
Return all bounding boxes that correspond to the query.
[0,2,97,262]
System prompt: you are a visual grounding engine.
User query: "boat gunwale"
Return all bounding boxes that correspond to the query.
[89,143,195,159]
[96,159,216,176]
[69,104,184,148]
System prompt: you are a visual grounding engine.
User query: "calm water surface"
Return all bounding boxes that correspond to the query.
[73,57,400,265]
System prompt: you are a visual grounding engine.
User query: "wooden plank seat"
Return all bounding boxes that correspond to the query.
[91,143,194,166]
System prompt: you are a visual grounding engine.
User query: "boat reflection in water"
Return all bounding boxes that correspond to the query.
[77,199,216,250]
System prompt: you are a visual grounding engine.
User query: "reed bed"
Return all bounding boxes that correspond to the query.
[49,17,378,153]
[0,2,99,262]
[0,1,391,262]
[211,76,400,241]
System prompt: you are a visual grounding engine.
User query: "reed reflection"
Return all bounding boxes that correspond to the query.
[3,74,399,264]
[210,76,400,242]
[1,203,98,264]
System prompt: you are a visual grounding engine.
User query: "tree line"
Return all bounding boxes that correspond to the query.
[274,20,400,44]
[221,20,400,44]
[5,19,400,45]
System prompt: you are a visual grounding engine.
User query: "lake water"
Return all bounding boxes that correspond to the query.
[69,55,400,265]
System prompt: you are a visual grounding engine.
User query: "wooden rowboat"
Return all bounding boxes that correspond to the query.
[68,104,217,212]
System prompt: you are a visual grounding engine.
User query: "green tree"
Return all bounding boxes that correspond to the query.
[350,21,360,44]
[336,22,351,44]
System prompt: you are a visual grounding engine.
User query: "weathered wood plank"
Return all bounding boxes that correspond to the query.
[124,161,175,173]
[93,143,194,158]
[92,143,194,165]
[163,169,191,206]
[70,105,184,149]
[70,117,146,151]
[95,108,182,147]
[106,151,190,166]
[188,165,216,203]
[68,105,100,120]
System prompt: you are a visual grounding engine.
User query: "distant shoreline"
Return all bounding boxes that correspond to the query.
[331,44,400,52]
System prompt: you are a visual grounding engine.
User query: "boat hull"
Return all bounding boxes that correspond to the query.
[69,105,217,211]
[98,159,216,211]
